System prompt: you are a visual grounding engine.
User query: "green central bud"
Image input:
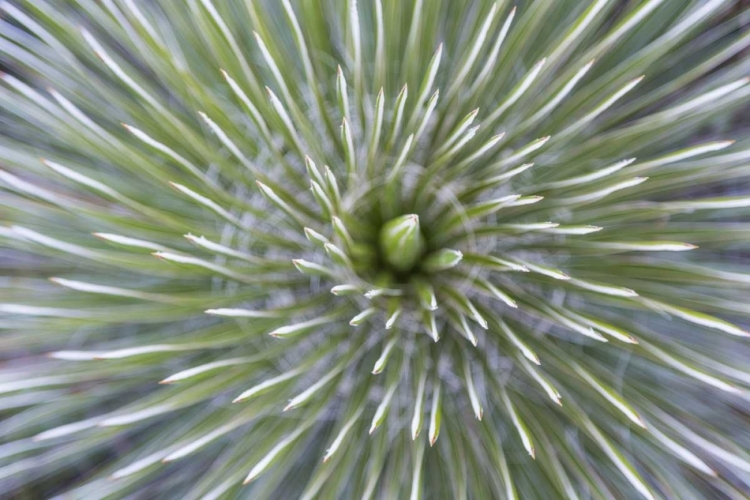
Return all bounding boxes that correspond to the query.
[378,214,425,272]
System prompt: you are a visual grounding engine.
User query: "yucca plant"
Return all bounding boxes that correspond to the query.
[1,0,749,498]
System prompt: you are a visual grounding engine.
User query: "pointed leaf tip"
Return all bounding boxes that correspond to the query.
[423,248,463,272]
[331,284,359,296]
[379,214,425,272]
[304,227,328,247]
[350,308,376,326]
